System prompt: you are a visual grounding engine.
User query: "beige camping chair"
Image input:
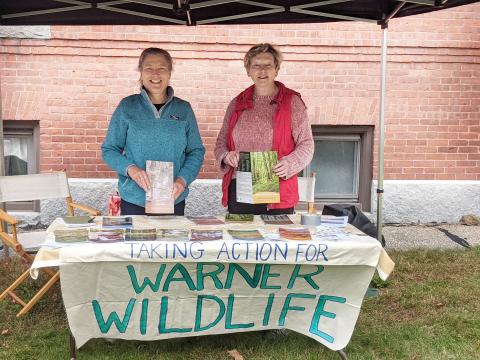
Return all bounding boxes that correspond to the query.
[297,172,316,213]
[0,172,101,317]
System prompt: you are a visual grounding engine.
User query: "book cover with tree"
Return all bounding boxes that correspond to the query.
[236,151,280,204]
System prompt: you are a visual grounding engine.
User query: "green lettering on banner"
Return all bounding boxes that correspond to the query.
[262,294,275,326]
[140,298,148,335]
[260,264,281,290]
[225,294,254,329]
[92,298,135,334]
[224,263,262,289]
[196,263,225,291]
[194,295,226,332]
[162,264,196,291]
[309,295,346,343]
[158,296,192,334]
[278,293,316,326]
[287,265,324,290]
[127,264,166,294]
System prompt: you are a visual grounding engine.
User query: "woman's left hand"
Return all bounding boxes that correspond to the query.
[172,178,186,200]
[273,160,289,179]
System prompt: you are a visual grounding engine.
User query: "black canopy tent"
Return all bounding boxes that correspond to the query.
[0,1,476,25]
[1,0,478,244]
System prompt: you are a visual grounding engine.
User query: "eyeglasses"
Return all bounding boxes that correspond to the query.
[250,64,274,71]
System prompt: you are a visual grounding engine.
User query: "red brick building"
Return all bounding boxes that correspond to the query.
[1,3,478,217]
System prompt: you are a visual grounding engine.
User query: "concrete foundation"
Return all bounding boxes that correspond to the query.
[11,179,480,227]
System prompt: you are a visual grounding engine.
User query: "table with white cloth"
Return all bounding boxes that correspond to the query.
[30,215,394,351]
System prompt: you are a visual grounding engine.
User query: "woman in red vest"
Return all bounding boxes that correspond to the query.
[214,43,314,215]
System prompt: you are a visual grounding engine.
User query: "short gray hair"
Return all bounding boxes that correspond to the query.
[244,43,282,71]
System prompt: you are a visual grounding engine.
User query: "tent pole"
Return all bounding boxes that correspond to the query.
[376,25,388,243]
[0,76,7,257]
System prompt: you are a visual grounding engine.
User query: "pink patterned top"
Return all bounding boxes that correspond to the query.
[214,93,314,178]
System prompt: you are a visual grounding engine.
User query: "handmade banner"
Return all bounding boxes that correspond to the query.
[60,261,375,350]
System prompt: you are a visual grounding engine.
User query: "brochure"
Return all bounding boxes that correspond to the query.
[321,215,348,227]
[279,227,312,241]
[236,151,280,204]
[261,214,294,225]
[190,229,223,241]
[102,216,133,229]
[145,160,174,214]
[228,229,264,241]
[187,216,225,225]
[225,213,254,223]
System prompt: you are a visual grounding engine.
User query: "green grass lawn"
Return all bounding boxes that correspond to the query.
[1,247,479,359]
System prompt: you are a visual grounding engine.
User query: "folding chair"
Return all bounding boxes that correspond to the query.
[0,172,101,316]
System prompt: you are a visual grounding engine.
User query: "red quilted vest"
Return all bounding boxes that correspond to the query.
[221,81,300,209]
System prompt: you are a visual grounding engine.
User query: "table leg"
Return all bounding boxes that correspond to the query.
[69,332,77,360]
[337,349,348,359]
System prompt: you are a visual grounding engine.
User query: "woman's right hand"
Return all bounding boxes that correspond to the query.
[223,151,240,168]
[127,165,151,192]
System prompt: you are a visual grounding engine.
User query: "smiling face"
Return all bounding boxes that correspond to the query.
[247,52,278,91]
[140,54,171,102]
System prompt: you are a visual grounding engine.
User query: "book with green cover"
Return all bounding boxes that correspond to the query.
[225,213,254,223]
[236,151,280,204]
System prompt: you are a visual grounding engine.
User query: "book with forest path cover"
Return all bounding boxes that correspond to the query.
[145,160,174,214]
[236,151,280,204]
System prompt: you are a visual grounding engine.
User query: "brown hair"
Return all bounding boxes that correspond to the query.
[244,43,282,71]
[137,47,173,72]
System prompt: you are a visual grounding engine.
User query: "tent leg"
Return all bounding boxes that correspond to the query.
[70,332,77,360]
[376,25,388,243]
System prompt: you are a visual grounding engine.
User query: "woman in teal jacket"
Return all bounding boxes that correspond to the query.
[102,48,205,215]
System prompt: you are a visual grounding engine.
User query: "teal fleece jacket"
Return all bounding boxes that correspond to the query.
[102,87,205,207]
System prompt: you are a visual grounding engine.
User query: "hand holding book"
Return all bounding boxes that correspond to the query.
[273,158,289,179]
[223,151,240,168]
[172,177,186,200]
[127,165,151,192]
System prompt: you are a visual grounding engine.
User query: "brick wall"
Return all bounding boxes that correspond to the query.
[1,3,478,180]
